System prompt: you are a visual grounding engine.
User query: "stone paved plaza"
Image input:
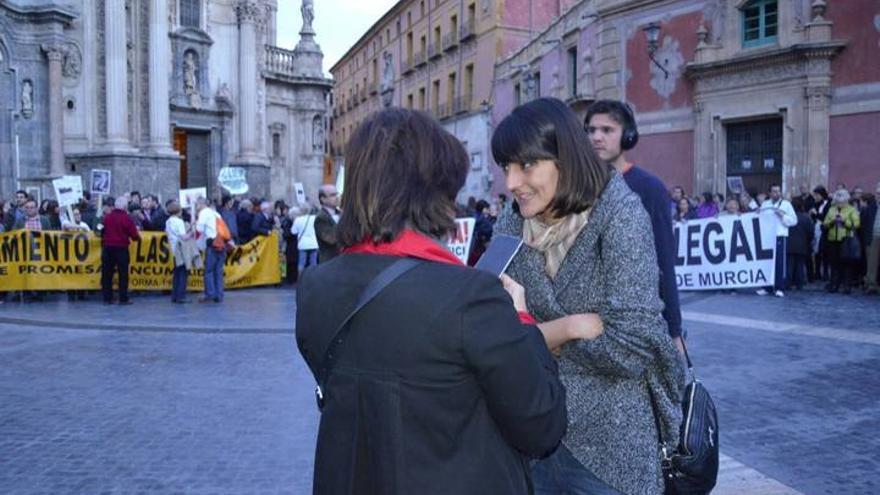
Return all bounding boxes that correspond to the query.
[1,285,878,494]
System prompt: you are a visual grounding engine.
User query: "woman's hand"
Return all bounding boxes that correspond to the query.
[538,313,604,352]
[500,274,527,313]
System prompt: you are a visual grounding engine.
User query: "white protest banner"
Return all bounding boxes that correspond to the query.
[90,169,112,195]
[294,182,307,205]
[218,167,249,195]
[179,187,207,209]
[447,217,476,264]
[52,175,84,207]
[674,212,778,291]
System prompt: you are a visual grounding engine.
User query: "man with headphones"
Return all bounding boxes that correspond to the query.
[585,100,684,352]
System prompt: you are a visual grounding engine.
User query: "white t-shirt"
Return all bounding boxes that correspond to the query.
[196,207,219,239]
[291,214,318,250]
[758,198,797,237]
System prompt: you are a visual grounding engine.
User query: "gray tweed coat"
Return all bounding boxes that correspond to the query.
[495,172,685,495]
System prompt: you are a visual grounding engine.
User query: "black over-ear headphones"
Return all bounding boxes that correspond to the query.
[619,102,639,151]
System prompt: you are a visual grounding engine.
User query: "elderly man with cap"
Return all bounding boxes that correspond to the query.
[101,196,140,305]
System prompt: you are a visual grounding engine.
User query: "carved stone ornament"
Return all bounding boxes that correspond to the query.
[236,1,264,25]
[61,43,82,79]
[20,79,34,118]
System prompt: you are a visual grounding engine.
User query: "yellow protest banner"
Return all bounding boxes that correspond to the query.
[0,230,281,291]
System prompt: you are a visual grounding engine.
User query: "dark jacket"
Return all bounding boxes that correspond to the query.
[296,254,567,495]
[219,207,239,241]
[251,212,274,237]
[146,208,169,232]
[860,200,877,246]
[495,172,684,495]
[787,212,815,256]
[237,209,255,244]
[623,165,682,338]
[314,207,340,263]
[12,215,52,231]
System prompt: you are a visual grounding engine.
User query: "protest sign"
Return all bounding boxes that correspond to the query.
[0,231,281,291]
[52,175,84,207]
[726,176,745,194]
[218,167,249,195]
[294,182,307,205]
[90,169,112,195]
[673,212,778,291]
[179,187,207,209]
[446,218,476,264]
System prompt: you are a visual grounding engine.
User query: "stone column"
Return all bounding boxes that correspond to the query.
[105,0,129,147]
[236,1,262,162]
[42,44,65,177]
[148,0,172,151]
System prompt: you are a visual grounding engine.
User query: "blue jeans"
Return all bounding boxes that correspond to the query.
[204,248,226,301]
[171,265,188,301]
[533,445,624,495]
[298,249,318,271]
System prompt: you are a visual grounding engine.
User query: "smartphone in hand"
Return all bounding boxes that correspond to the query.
[474,234,523,276]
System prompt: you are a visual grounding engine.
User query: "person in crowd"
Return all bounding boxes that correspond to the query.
[251,201,276,237]
[314,184,341,263]
[129,202,147,230]
[465,196,478,217]
[38,199,51,217]
[757,184,798,297]
[0,199,7,233]
[196,197,226,303]
[13,199,51,231]
[146,196,169,232]
[749,192,768,211]
[296,107,567,494]
[139,196,155,229]
[852,186,864,209]
[824,188,861,294]
[467,199,496,265]
[494,97,683,495]
[291,206,318,277]
[62,207,91,232]
[721,196,742,216]
[799,184,816,213]
[585,99,684,349]
[696,192,719,218]
[129,191,141,207]
[670,185,685,218]
[78,193,98,229]
[713,192,726,212]
[3,190,28,231]
[281,206,299,285]
[497,192,508,212]
[859,186,879,294]
[165,201,192,304]
[674,197,695,222]
[236,199,255,244]
[787,198,814,291]
[43,200,62,230]
[811,186,833,282]
[218,195,240,243]
[101,196,140,305]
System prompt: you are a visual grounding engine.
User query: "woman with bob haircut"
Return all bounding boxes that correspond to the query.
[491,97,684,495]
[296,108,567,495]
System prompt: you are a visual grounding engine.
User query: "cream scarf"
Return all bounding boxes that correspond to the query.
[523,208,591,278]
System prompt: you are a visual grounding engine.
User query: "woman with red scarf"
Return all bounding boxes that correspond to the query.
[295,109,567,495]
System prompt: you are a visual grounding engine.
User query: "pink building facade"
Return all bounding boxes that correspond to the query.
[490,0,880,198]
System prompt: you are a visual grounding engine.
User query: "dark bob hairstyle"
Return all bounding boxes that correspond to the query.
[491,97,609,218]
[337,108,468,247]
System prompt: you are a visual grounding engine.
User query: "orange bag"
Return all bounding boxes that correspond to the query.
[212,215,232,250]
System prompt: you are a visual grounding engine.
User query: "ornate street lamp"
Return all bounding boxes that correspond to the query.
[644,22,669,79]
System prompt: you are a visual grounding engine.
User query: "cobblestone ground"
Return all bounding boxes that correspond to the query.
[0,286,878,494]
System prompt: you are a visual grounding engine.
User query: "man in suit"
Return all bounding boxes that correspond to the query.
[236,199,255,244]
[251,201,276,237]
[315,184,340,263]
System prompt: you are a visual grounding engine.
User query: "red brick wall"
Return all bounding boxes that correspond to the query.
[829,1,880,87]
[625,11,701,112]
[829,112,880,190]
[626,131,695,193]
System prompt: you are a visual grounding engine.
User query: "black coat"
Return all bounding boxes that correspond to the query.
[296,254,567,495]
[237,210,255,243]
[788,212,815,256]
[251,213,274,237]
[860,201,877,246]
[314,207,340,263]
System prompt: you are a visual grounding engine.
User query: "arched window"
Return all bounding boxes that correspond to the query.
[180,0,200,28]
[742,0,778,48]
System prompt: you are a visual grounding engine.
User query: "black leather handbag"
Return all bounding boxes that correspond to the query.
[661,339,719,495]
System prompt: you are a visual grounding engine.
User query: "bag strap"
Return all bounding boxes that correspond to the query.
[314,257,421,410]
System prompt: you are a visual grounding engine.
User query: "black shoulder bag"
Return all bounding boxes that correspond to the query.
[314,258,421,411]
[661,338,720,495]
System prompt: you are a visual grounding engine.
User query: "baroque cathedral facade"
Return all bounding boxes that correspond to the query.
[0,0,332,203]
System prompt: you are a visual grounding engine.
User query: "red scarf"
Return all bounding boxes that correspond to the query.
[344,229,537,325]
[343,229,463,265]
